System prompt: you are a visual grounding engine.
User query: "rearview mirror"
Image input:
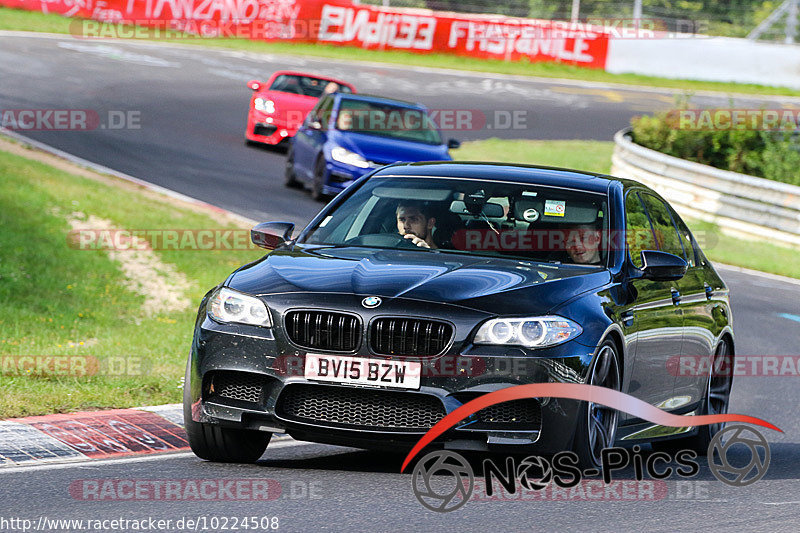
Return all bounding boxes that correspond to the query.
[447,138,461,149]
[449,200,504,218]
[638,250,687,281]
[251,222,295,250]
[247,79,262,91]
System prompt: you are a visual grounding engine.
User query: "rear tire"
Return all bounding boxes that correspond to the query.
[183,364,271,463]
[311,157,328,202]
[573,341,621,469]
[284,146,301,189]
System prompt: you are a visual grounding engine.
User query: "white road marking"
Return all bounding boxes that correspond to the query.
[57,41,180,67]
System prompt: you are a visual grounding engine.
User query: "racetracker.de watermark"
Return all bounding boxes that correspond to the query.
[68,17,709,41]
[0,355,147,377]
[0,109,140,131]
[667,109,800,131]
[69,479,322,501]
[668,355,800,377]
[67,229,259,251]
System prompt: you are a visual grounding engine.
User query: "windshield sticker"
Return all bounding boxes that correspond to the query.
[544,200,566,217]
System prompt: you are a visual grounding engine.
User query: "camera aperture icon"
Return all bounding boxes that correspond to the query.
[708,424,770,487]
[411,450,474,512]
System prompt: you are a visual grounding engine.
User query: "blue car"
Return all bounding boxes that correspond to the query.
[285,93,460,200]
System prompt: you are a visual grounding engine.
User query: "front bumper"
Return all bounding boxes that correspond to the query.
[322,160,383,196]
[245,114,293,145]
[187,294,595,454]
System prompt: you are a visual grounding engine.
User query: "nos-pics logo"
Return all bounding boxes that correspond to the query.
[411,424,771,512]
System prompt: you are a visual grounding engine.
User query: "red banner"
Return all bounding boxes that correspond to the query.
[1,0,609,68]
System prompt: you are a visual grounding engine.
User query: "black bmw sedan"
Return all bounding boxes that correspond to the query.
[184,162,734,468]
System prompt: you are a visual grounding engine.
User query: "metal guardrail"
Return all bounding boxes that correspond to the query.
[611,128,800,248]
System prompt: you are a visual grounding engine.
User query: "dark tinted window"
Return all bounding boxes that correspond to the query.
[625,191,657,268]
[269,75,350,97]
[666,207,698,268]
[640,193,685,259]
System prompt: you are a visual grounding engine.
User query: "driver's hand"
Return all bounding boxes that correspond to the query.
[403,234,430,248]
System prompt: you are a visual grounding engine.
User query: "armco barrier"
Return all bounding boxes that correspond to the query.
[611,128,800,248]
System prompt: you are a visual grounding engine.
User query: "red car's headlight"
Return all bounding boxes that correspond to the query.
[254,98,275,114]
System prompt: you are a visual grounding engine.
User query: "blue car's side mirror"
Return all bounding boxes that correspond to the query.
[447,138,461,149]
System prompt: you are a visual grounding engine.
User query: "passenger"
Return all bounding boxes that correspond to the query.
[565,224,602,264]
[396,201,438,249]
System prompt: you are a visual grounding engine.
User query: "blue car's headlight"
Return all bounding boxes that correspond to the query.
[208,287,272,327]
[331,147,370,169]
[474,316,581,348]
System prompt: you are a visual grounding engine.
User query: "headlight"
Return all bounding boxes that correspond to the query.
[330,147,370,168]
[254,98,275,113]
[474,316,581,348]
[208,287,272,327]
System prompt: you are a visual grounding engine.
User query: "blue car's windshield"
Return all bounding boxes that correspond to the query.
[336,98,442,145]
[302,176,609,266]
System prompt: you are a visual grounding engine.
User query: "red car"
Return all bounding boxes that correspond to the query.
[245,71,356,146]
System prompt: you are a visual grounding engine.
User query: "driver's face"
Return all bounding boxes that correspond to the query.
[566,228,602,264]
[396,206,433,239]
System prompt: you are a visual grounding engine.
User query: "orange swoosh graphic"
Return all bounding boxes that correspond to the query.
[400,383,781,472]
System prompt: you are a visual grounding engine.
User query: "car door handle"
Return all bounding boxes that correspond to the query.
[704,283,714,299]
[621,311,634,327]
[671,288,681,305]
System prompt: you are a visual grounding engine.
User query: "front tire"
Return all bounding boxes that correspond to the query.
[183,365,271,463]
[573,341,621,468]
[311,157,328,202]
[284,146,301,189]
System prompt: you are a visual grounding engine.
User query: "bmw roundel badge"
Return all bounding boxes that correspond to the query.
[362,296,382,308]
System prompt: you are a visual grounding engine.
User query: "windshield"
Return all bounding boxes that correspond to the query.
[302,176,609,266]
[335,98,442,145]
[268,75,352,98]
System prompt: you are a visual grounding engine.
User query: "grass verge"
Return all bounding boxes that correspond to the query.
[1,6,799,97]
[0,143,263,418]
[455,139,800,279]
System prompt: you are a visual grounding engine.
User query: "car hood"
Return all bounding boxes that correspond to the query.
[330,131,450,164]
[227,246,610,314]
[259,90,317,125]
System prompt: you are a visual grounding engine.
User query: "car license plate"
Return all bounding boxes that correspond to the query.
[304,353,421,390]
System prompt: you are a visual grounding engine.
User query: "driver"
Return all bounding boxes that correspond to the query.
[396,201,437,249]
[565,224,602,264]
[337,110,353,131]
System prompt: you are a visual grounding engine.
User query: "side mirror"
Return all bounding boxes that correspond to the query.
[251,221,295,250]
[247,79,262,91]
[639,250,687,281]
[447,138,461,149]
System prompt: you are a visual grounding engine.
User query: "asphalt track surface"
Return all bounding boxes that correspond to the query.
[2,32,800,532]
